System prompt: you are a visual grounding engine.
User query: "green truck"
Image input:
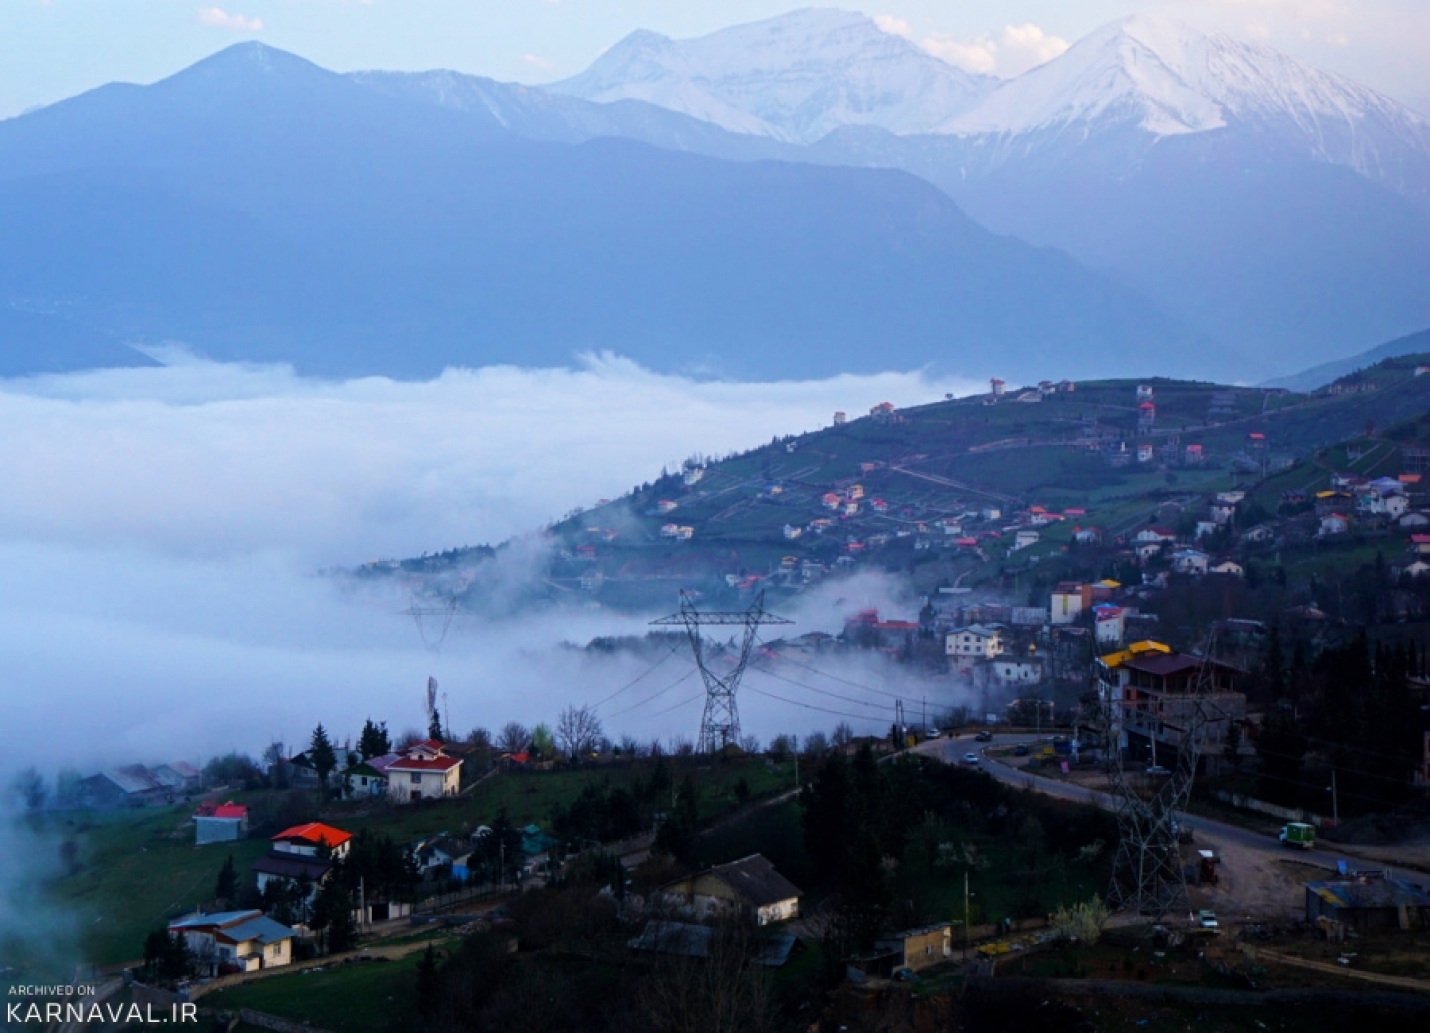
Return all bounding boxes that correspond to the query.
[1279,822,1316,849]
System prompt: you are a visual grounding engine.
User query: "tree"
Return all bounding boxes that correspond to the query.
[415,944,441,1018]
[142,930,192,980]
[311,878,357,954]
[654,777,699,862]
[831,722,854,748]
[215,854,238,903]
[309,724,338,793]
[531,723,555,759]
[1262,627,1286,702]
[428,707,445,743]
[9,767,46,812]
[802,731,829,757]
[1257,702,1308,802]
[466,727,493,748]
[555,705,603,761]
[1050,896,1110,946]
[498,722,529,754]
[358,719,392,760]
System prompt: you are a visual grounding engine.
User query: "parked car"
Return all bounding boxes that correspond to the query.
[962,752,980,765]
[975,730,993,743]
[926,728,941,740]
[1014,744,1030,756]
[1146,765,1172,776]
[1196,910,1220,932]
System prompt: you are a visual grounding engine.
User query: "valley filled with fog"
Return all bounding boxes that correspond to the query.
[0,354,977,773]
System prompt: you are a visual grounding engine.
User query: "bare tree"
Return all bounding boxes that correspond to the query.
[498,722,530,754]
[831,722,854,747]
[555,705,604,761]
[466,727,493,748]
[637,919,774,1033]
[738,734,761,755]
[802,731,829,757]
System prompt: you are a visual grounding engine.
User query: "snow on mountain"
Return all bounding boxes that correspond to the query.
[941,15,1430,180]
[548,8,995,144]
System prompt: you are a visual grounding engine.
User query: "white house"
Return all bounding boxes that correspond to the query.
[1050,583,1084,624]
[1319,513,1350,536]
[386,740,463,803]
[194,801,249,845]
[1209,559,1245,577]
[1012,529,1040,551]
[1171,549,1210,575]
[1135,527,1177,545]
[782,524,803,540]
[946,625,1003,659]
[1399,512,1430,530]
[1093,604,1125,645]
[658,854,801,927]
[168,910,295,974]
[990,658,1043,686]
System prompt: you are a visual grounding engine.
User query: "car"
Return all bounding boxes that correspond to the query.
[926,728,941,740]
[1146,765,1172,776]
[891,967,919,982]
[1014,744,1029,756]
[1196,910,1220,932]
[962,752,980,765]
[975,730,993,743]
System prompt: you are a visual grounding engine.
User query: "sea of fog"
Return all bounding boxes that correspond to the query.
[0,352,982,774]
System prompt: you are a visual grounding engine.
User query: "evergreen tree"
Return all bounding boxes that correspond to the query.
[215,854,237,903]
[415,944,441,1017]
[358,719,391,760]
[309,723,338,792]
[1257,702,1308,804]
[653,776,699,862]
[1262,626,1286,702]
[428,709,444,743]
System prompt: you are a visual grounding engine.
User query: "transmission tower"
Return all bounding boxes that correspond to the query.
[401,595,473,651]
[651,590,792,753]
[1098,636,1220,918]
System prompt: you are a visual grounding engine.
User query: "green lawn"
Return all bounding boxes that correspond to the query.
[204,950,425,1033]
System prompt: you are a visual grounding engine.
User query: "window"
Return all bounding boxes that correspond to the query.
[410,772,422,783]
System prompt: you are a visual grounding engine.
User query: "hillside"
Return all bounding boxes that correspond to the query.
[376,355,1430,610]
[1267,328,1430,391]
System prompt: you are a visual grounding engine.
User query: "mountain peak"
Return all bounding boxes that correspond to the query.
[155,41,335,93]
[550,7,995,143]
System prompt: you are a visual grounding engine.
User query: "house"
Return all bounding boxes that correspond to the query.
[682,467,705,486]
[946,625,1003,659]
[1399,512,1430,529]
[1012,529,1040,551]
[782,524,803,540]
[1171,548,1209,575]
[1134,527,1176,545]
[658,854,801,927]
[253,823,352,895]
[386,740,463,803]
[168,910,296,974]
[1209,558,1244,577]
[1184,444,1205,464]
[821,492,841,511]
[833,411,846,426]
[1210,501,1235,524]
[411,835,473,878]
[194,801,249,845]
[1195,520,1218,539]
[874,922,952,974]
[656,499,678,514]
[1304,877,1430,934]
[1412,534,1430,557]
[1092,604,1125,646]
[989,658,1043,686]
[868,402,897,421]
[1242,525,1275,544]
[1319,513,1350,536]
[1094,642,1246,776]
[1050,582,1084,625]
[1073,527,1101,545]
[152,762,202,793]
[1137,402,1156,429]
[343,751,400,797]
[79,765,167,808]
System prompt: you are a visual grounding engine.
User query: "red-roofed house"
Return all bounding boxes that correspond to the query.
[272,822,352,858]
[194,801,249,845]
[387,740,463,803]
[1411,534,1430,557]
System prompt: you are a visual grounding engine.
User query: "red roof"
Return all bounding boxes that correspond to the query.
[1411,534,1430,544]
[388,754,462,772]
[272,822,352,849]
[195,801,247,820]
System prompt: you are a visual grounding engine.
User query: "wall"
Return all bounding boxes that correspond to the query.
[1211,789,1329,827]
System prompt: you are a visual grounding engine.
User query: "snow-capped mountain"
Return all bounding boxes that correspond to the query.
[547,8,995,144]
[942,15,1430,189]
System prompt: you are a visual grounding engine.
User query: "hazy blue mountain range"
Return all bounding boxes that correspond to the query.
[0,42,1210,381]
[1268,328,1430,391]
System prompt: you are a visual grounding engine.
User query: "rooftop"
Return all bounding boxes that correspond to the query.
[708,854,803,907]
[271,822,352,849]
[1308,878,1430,910]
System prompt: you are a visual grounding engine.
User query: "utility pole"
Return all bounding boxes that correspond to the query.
[794,751,799,791]
[963,869,971,962]
[359,876,366,933]
[499,841,505,892]
[1330,770,1339,826]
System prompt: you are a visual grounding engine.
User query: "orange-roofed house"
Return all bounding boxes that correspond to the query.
[194,801,249,845]
[387,740,463,803]
[272,822,352,859]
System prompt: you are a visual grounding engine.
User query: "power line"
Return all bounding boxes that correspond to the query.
[752,665,891,712]
[590,645,682,710]
[608,667,699,718]
[755,635,907,700]
[744,680,892,725]
[647,692,706,719]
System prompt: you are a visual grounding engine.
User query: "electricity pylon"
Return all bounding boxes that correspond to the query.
[651,590,792,753]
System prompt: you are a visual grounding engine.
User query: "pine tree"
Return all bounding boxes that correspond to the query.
[358,719,391,760]
[415,944,441,1017]
[215,854,237,903]
[309,723,338,792]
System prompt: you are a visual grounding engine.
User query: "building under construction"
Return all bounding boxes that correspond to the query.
[1093,641,1247,777]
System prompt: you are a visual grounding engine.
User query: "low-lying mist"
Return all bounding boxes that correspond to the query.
[1,353,977,774]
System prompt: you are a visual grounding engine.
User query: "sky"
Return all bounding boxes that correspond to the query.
[0,1,1427,119]
[0,358,978,774]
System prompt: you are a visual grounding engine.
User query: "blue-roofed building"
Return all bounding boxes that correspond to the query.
[168,909,296,974]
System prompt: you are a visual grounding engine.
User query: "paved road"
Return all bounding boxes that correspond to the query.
[915,734,1349,873]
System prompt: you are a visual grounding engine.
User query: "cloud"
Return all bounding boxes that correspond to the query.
[922,23,1069,78]
[873,14,912,38]
[197,6,263,31]
[522,53,554,70]
[0,356,980,771]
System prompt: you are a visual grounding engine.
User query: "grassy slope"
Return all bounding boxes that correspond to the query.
[205,950,424,1033]
[41,758,794,967]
